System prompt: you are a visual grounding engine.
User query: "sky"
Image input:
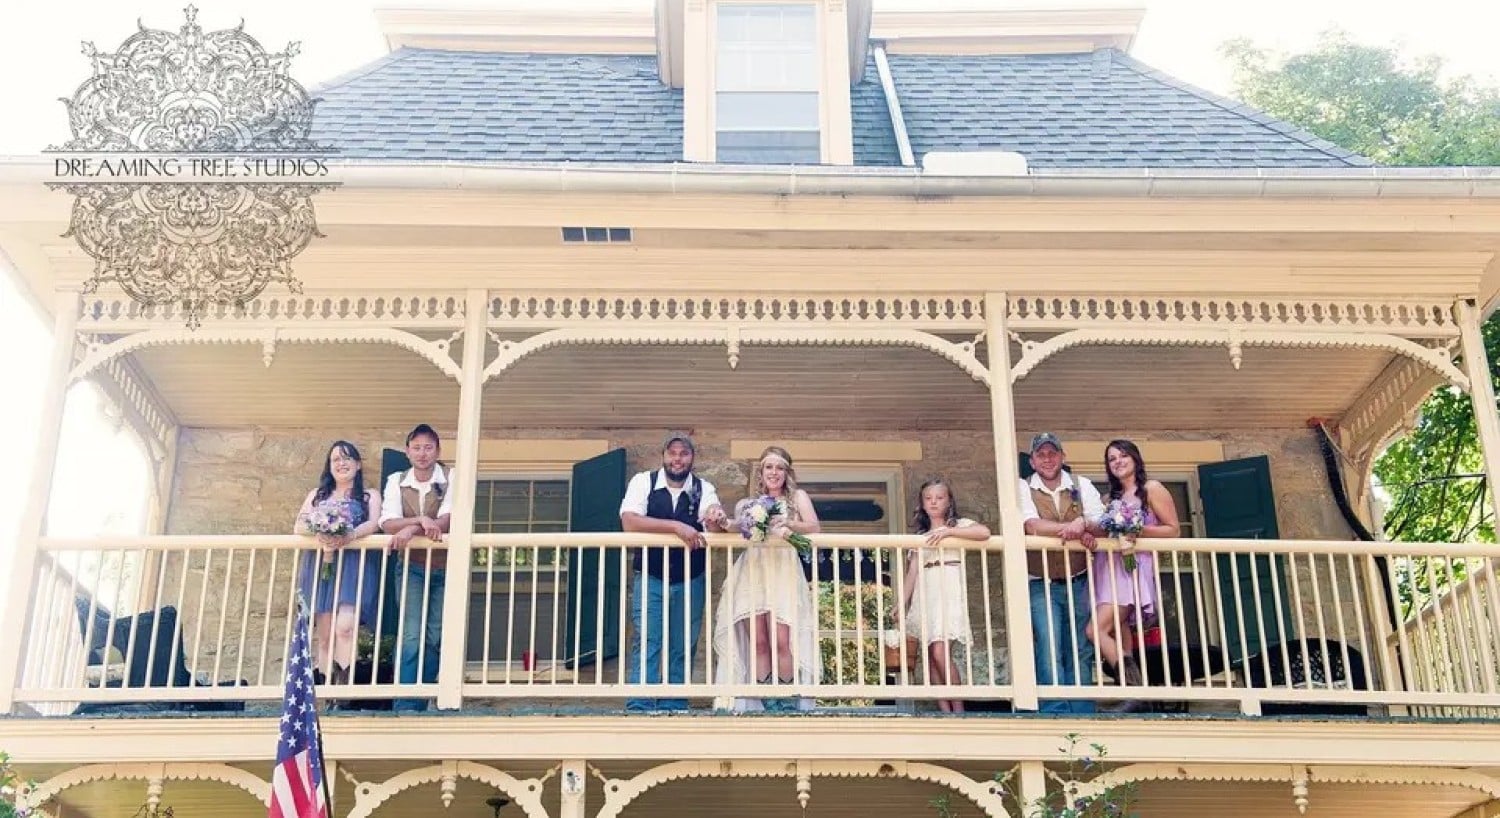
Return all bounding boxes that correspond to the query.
[1,0,1499,606]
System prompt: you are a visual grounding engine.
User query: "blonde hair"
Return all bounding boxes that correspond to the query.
[749,445,799,500]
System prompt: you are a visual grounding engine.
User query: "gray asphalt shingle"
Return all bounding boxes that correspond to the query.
[877,49,1369,168]
[310,49,683,162]
[310,46,1369,167]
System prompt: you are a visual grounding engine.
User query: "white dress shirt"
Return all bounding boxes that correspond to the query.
[619,469,720,522]
[378,463,454,525]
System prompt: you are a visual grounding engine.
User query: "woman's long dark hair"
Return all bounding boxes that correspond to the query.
[911,477,961,534]
[1104,438,1150,510]
[313,440,369,518]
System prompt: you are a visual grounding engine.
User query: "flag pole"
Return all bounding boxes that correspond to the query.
[299,592,337,818]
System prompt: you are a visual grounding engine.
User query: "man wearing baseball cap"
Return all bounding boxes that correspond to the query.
[618,432,729,711]
[1019,432,1104,713]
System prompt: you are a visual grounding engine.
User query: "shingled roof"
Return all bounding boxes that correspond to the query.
[311,49,683,162]
[873,49,1370,167]
[311,46,1370,168]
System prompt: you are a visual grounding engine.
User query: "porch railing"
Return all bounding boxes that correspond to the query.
[12,533,1500,716]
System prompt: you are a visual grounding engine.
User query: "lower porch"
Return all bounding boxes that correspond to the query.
[7,717,1500,818]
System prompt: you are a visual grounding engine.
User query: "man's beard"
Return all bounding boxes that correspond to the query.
[665,464,691,482]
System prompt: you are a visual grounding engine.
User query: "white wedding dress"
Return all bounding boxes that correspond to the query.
[713,496,820,711]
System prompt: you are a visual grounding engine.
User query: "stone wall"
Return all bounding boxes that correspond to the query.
[165,426,1004,535]
[164,424,1370,692]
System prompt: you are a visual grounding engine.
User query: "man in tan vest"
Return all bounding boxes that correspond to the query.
[1018,432,1103,714]
[379,423,453,712]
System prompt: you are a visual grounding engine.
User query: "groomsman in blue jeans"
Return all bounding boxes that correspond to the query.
[1019,432,1104,714]
[380,424,453,712]
[619,433,728,711]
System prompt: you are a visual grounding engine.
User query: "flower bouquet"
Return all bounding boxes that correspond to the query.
[1098,499,1146,572]
[305,499,354,579]
[740,495,813,557]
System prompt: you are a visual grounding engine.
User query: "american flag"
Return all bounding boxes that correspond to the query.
[269,602,329,818]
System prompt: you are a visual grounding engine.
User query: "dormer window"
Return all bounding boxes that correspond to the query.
[714,4,821,164]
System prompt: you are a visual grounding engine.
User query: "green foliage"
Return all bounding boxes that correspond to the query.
[0,751,20,818]
[1226,32,1500,616]
[816,582,898,704]
[1223,32,1500,166]
[931,735,1135,818]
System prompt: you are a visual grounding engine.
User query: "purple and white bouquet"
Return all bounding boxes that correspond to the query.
[1098,499,1147,572]
[305,499,355,579]
[739,495,813,557]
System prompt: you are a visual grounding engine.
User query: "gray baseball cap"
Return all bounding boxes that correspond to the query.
[1029,432,1064,454]
[662,431,696,453]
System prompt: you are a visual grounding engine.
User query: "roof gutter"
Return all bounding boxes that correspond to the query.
[4,158,1500,198]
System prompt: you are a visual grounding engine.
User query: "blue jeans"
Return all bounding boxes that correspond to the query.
[626,571,706,711]
[1030,574,1097,714]
[393,561,445,712]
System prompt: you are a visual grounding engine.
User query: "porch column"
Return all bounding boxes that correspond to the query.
[1016,760,1047,818]
[984,292,1038,710]
[436,288,489,710]
[0,290,80,712]
[1457,299,1500,523]
[558,759,587,818]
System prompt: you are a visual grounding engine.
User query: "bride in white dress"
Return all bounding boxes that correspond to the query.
[713,446,821,712]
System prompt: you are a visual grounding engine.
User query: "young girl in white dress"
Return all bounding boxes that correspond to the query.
[897,478,991,713]
[713,446,822,711]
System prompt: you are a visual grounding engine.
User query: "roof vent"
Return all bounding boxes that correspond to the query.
[561,227,632,243]
[921,151,1029,176]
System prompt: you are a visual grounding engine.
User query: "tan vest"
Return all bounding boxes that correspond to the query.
[401,474,448,570]
[1029,483,1090,580]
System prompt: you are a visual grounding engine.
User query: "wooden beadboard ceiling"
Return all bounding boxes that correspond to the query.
[127,340,1398,432]
[29,759,1494,818]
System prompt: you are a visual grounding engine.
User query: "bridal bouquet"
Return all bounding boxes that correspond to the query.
[1099,499,1146,572]
[305,499,355,580]
[740,495,812,558]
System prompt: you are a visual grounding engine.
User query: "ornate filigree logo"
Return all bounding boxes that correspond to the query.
[47,6,336,328]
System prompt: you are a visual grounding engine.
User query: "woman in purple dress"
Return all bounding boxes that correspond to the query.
[1086,439,1180,688]
[295,441,383,682]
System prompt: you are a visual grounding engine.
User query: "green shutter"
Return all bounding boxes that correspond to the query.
[381,448,411,486]
[1198,455,1293,663]
[565,448,628,668]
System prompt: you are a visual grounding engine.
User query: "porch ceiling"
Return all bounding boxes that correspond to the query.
[1013,343,1398,431]
[122,340,1404,433]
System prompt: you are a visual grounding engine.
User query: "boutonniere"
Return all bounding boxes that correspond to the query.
[433,482,446,498]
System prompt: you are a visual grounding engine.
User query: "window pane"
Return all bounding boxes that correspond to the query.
[471,478,573,560]
[716,92,819,131]
[718,4,815,43]
[1163,480,1194,538]
[717,130,822,164]
[718,48,818,92]
[716,3,819,92]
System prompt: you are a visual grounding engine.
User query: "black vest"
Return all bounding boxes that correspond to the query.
[634,471,706,582]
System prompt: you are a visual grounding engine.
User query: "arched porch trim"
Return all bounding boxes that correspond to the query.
[343,760,550,818]
[481,326,991,386]
[68,326,464,384]
[1009,327,1468,391]
[593,759,1011,818]
[18,761,271,812]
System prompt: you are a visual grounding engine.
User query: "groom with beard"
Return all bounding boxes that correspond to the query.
[619,432,729,712]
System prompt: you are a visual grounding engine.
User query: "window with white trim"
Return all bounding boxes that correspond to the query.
[467,477,570,666]
[715,3,821,163]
